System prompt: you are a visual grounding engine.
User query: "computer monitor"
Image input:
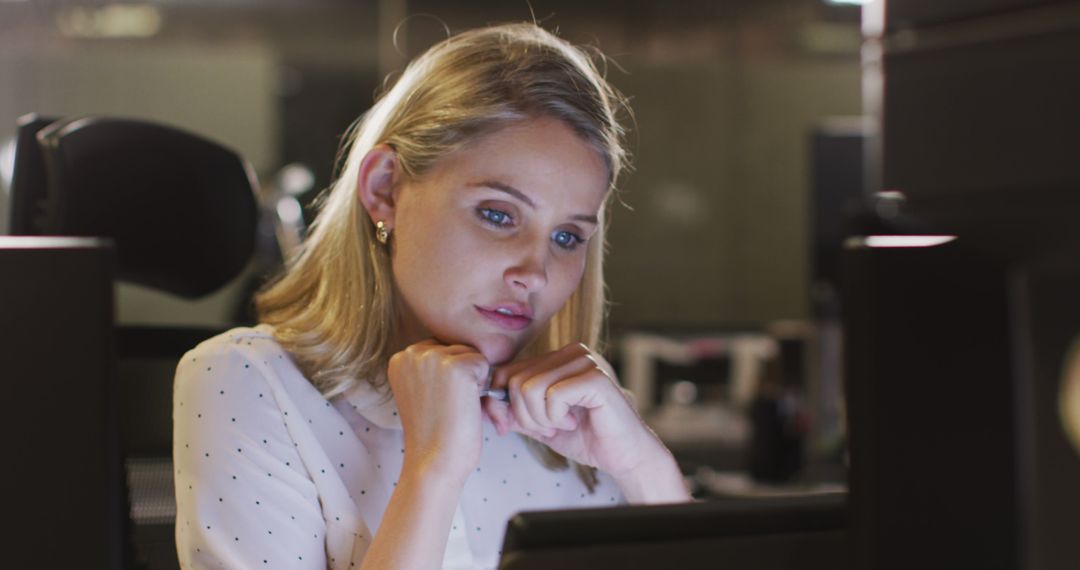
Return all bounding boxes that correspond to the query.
[498,492,846,570]
[842,1,1080,568]
[0,237,130,569]
[843,197,1080,570]
[809,117,869,319]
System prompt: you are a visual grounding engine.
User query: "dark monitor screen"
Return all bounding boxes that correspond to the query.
[843,1,1080,569]
[0,237,128,569]
[498,492,846,570]
[809,118,868,304]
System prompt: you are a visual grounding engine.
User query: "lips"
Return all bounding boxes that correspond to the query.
[475,303,534,331]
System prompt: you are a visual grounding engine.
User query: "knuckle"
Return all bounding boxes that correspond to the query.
[419,349,441,365]
[521,377,545,397]
[545,382,562,399]
[403,345,424,362]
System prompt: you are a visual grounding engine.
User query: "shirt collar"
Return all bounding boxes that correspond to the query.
[341,377,403,430]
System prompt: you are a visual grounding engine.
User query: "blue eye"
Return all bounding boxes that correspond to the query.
[552,230,584,251]
[478,207,512,226]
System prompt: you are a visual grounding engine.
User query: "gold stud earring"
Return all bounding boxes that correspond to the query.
[375,220,390,244]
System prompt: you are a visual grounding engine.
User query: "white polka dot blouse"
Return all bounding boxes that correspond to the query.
[173,325,625,569]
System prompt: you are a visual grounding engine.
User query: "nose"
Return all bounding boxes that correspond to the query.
[504,244,549,293]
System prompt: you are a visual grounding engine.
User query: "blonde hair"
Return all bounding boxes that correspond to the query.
[255,22,631,488]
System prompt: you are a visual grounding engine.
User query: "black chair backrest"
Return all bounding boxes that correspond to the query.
[11,114,259,299]
[8,114,58,236]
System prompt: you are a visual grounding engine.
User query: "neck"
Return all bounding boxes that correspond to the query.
[390,295,430,355]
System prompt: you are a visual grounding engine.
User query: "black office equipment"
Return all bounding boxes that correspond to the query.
[498,493,846,570]
[8,114,263,570]
[7,114,57,236]
[14,114,258,297]
[1,237,128,569]
[808,118,867,318]
[843,2,1080,569]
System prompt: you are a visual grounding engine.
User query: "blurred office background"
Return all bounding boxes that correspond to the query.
[0,0,862,325]
[10,1,1080,568]
[1,1,864,564]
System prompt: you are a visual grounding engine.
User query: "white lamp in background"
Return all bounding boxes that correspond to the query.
[844,235,958,249]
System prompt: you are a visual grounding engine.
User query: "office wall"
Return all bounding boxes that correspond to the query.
[607,58,861,328]
[0,40,279,325]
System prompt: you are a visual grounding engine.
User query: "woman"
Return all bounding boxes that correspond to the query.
[173,22,690,570]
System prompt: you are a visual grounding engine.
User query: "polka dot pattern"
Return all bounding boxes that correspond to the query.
[174,326,625,569]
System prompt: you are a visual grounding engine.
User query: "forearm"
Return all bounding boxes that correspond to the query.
[612,446,692,504]
[359,464,465,570]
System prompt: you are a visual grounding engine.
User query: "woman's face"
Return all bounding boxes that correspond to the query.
[389,117,609,365]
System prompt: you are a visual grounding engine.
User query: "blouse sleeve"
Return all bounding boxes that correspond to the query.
[173,339,333,569]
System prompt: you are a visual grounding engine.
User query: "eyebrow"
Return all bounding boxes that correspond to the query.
[469,180,599,225]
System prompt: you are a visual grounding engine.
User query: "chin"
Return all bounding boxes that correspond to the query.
[426,325,524,365]
[472,334,522,365]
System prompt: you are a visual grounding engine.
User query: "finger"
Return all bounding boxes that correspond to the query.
[490,342,588,389]
[506,348,593,432]
[481,397,512,437]
[497,343,594,436]
[517,355,596,431]
[580,345,618,382]
[489,354,534,389]
[402,340,473,363]
[500,344,593,433]
[520,378,557,432]
[546,367,620,432]
[490,353,549,390]
[502,408,553,442]
[437,343,485,356]
[508,371,552,436]
[446,351,491,387]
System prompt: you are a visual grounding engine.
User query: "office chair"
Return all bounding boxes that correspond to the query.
[9,113,263,569]
[12,114,257,295]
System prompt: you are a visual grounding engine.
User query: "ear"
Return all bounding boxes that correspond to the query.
[356,144,400,229]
